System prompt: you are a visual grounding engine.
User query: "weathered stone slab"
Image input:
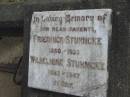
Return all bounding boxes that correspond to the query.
[28,9,112,97]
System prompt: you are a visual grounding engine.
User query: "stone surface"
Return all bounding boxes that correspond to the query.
[0,72,21,97]
[23,0,129,97]
[28,9,112,97]
[0,37,23,65]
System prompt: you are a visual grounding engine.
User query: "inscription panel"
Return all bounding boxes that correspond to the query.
[28,9,112,96]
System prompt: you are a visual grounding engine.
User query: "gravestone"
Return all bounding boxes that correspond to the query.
[28,9,112,97]
[23,0,129,97]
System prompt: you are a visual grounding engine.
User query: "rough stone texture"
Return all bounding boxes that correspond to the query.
[0,4,24,22]
[107,0,129,97]
[0,72,21,97]
[0,0,80,25]
[0,0,109,23]
[22,0,129,97]
[0,36,23,73]
[0,37,23,65]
